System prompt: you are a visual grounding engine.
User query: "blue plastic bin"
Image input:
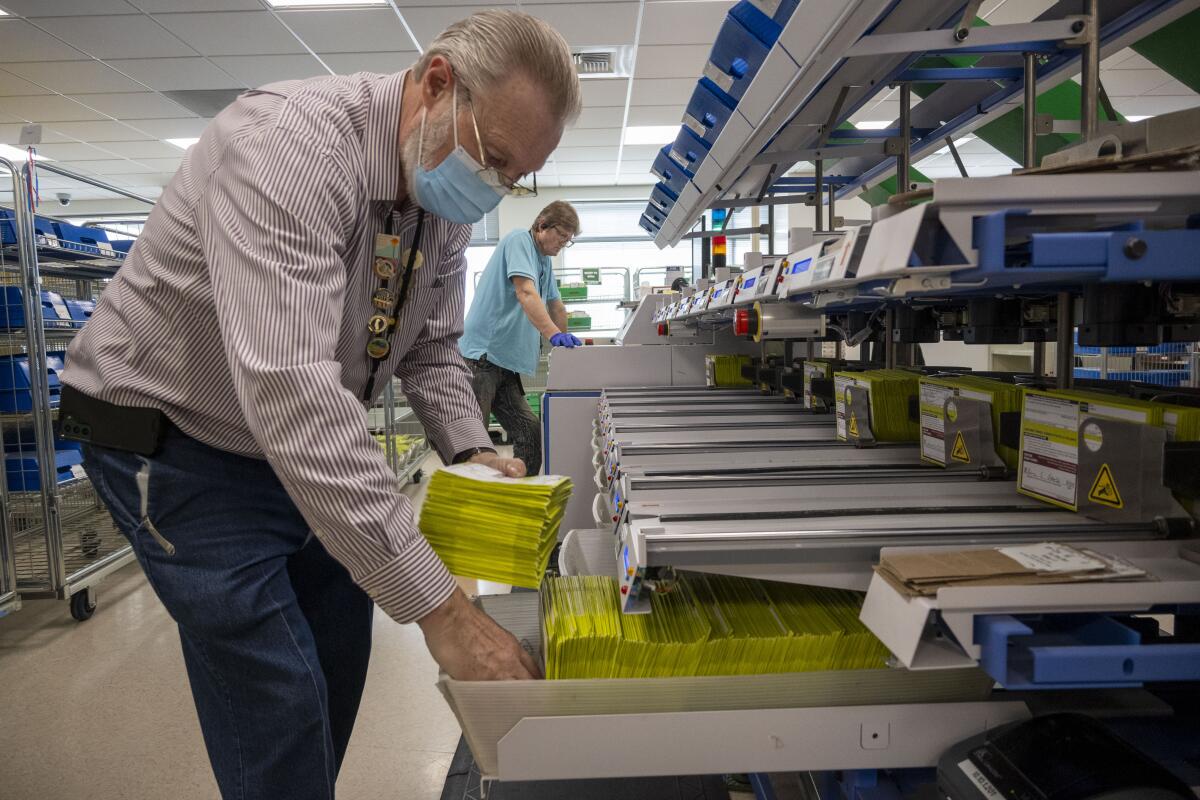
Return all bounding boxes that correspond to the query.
[729,0,800,45]
[111,239,135,254]
[66,299,95,328]
[5,447,84,492]
[643,203,668,230]
[649,182,678,216]
[701,14,771,104]
[0,287,75,330]
[56,223,112,258]
[669,126,714,174]
[0,351,64,413]
[639,214,662,237]
[683,81,737,146]
[0,208,16,245]
[650,146,694,196]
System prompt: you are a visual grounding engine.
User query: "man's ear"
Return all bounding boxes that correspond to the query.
[419,55,454,109]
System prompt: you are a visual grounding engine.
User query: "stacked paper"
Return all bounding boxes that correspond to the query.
[543,574,889,679]
[705,354,753,387]
[374,433,419,453]
[834,369,920,442]
[419,464,572,589]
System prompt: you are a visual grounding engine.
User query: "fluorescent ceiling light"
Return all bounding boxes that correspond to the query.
[0,9,9,16]
[854,120,893,130]
[623,125,679,146]
[0,143,53,162]
[265,0,386,6]
[1124,115,1151,121]
[165,137,200,150]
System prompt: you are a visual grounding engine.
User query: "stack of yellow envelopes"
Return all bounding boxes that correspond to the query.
[542,573,889,679]
[419,464,572,588]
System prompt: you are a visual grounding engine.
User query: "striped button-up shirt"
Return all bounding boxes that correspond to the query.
[63,71,493,624]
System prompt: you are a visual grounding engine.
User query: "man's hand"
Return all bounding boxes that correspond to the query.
[418,589,541,680]
[468,450,526,477]
[550,332,582,348]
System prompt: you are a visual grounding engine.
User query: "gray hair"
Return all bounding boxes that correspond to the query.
[415,10,582,125]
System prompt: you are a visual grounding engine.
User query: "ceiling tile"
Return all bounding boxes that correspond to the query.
[0,69,55,95]
[1101,69,1174,97]
[5,60,147,93]
[0,20,88,62]
[107,57,245,91]
[559,127,621,147]
[320,52,418,76]
[630,78,695,106]
[581,78,629,108]
[70,91,192,119]
[0,94,103,121]
[523,3,639,46]
[115,116,209,138]
[209,54,327,88]
[555,161,615,175]
[36,14,190,60]
[26,141,114,160]
[54,158,142,173]
[558,173,615,186]
[154,11,306,57]
[635,45,710,80]
[619,144,661,162]
[553,146,619,162]
[615,173,655,186]
[99,171,177,184]
[132,156,183,170]
[0,0,136,16]
[640,1,727,46]
[573,105,625,129]
[0,123,73,144]
[399,5,518,49]
[980,0,1057,25]
[132,0,262,9]
[95,139,191,159]
[626,104,684,126]
[276,8,411,53]
[1112,95,1200,116]
[1145,80,1196,97]
[42,119,151,141]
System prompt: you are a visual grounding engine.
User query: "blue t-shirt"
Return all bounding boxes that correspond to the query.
[459,229,560,375]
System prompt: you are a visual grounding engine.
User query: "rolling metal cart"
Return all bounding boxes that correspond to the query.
[0,158,150,621]
[370,378,432,485]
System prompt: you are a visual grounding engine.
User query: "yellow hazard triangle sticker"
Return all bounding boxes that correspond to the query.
[848,414,860,437]
[950,431,970,463]
[1087,463,1124,509]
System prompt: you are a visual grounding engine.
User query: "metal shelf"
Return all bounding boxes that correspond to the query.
[561,296,626,305]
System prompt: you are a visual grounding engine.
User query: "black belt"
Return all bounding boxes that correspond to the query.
[59,385,169,457]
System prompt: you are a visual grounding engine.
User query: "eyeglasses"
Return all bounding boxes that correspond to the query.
[465,98,538,197]
[556,227,576,248]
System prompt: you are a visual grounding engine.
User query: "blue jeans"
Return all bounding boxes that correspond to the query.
[84,426,374,800]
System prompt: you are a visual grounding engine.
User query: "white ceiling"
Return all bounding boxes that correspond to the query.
[0,0,1194,202]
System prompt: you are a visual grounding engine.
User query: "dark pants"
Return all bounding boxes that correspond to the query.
[468,357,541,475]
[84,427,373,800]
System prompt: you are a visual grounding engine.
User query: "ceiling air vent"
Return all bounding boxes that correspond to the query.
[571,46,634,79]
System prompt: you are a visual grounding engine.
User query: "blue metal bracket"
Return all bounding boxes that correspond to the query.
[898,67,1024,81]
[976,613,1200,690]
[829,128,935,140]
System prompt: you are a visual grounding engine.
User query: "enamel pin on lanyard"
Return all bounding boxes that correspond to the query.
[362,209,426,402]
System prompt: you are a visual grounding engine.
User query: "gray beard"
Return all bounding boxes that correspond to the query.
[400,105,455,207]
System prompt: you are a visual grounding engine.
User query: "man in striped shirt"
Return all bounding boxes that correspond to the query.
[60,11,581,798]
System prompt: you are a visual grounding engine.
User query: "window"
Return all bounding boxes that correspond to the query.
[470,208,500,245]
[464,245,496,311]
[561,199,696,297]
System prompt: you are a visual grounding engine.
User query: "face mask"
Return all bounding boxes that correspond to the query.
[412,81,506,224]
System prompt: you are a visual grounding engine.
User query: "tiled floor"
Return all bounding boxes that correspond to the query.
[0,452,473,800]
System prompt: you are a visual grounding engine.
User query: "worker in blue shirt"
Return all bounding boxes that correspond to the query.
[460,201,581,474]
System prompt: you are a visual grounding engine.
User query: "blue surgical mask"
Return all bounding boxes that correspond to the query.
[412,82,506,224]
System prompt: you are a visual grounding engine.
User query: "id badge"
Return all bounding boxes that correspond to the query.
[374,233,402,279]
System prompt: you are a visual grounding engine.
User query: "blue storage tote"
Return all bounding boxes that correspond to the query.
[111,239,135,254]
[683,81,737,146]
[639,214,662,237]
[32,216,60,246]
[650,146,693,196]
[6,447,84,492]
[0,287,75,330]
[649,182,678,216]
[56,223,114,258]
[0,351,64,413]
[66,299,95,327]
[701,14,771,104]
[0,208,16,245]
[730,0,800,45]
[643,203,668,230]
[669,126,714,174]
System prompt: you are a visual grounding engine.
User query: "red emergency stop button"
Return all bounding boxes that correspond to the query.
[657,322,668,336]
[734,309,751,337]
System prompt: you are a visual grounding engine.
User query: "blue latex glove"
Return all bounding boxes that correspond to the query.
[550,332,582,348]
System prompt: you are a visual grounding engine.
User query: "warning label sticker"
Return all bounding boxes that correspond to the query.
[1087,463,1124,508]
[950,431,970,463]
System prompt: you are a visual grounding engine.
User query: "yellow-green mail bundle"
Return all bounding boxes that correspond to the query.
[419,464,572,589]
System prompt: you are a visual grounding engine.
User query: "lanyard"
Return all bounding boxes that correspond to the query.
[362,208,426,403]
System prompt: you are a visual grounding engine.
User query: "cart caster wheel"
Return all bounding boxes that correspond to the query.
[70,591,96,622]
[411,470,423,485]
